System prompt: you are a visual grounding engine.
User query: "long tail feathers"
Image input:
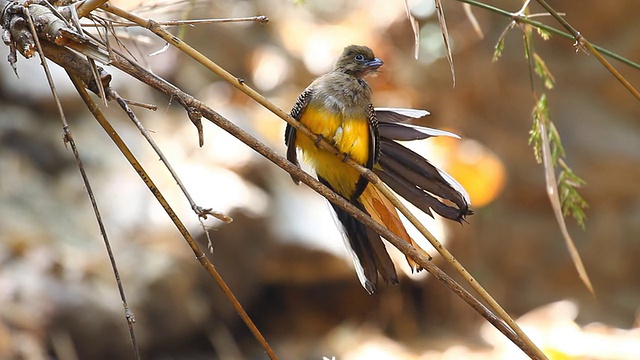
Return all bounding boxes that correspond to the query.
[318,177,398,294]
[360,185,427,272]
[312,108,473,292]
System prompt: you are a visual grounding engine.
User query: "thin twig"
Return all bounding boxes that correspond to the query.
[66,75,277,359]
[402,0,420,59]
[434,0,455,86]
[532,0,640,101]
[76,0,110,19]
[67,74,278,360]
[22,5,140,359]
[189,94,539,360]
[65,17,540,354]
[121,97,158,111]
[453,0,640,71]
[62,112,142,359]
[462,3,484,39]
[96,4,546,358]
[539,120,594,293]
[108,88,232,223]
[81,16,269,27]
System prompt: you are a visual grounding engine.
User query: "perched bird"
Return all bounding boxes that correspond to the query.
[285,45,472,294]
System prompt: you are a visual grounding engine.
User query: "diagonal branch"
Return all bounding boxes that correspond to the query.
[4,2,552,358]
[539,120,594,294]
[454,0,640,71]
[93,4,547,358]
[67,73,279,360]
[20,5,140,358]
[109,88,233,223]
[67,50,535,357]
[532,0,640,100]
[519,6,593,294]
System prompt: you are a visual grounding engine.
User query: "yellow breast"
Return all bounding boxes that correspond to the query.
[296,105,370,197]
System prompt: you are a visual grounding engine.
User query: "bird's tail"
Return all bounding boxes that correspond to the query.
[367,108,474,271]
[319,177,398,294]
[360,184,428,272]
[317,108,473,293]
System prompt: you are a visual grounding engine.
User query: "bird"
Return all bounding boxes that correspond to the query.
[285,45,472,294]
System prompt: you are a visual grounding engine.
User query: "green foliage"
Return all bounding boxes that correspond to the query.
[529,94,546,164]
[493,34,506,62]
[533,53,555,89]
[558,160,589,229]
[493,25,511,62]
[547,121,565,166]
[530,83,588,229]
[530,98,588,228]
[499,9,589,229]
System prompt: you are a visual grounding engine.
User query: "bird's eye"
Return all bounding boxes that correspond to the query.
[354,54,365,62]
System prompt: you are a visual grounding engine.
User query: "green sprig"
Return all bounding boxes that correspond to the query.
[558,159,589,229]
[519,11,589,229]
[529,94,546,163]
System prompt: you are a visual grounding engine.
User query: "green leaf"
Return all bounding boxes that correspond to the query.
[529,119,541,163]
[533,53,555,89]
[521,21,589,230]
[493,34,506,62]
[529,94,548,163]
[557,161,589,229]
[493,23,515,63]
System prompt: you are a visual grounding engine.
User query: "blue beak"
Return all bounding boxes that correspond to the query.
[366,58,384,69]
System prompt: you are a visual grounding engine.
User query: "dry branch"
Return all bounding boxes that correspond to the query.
[0,1,567,359]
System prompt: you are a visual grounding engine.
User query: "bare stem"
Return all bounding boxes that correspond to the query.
[67,75,278,360]
[532,0,640,100]
[453,0,640,71]
[22,5,140,359]
[370,181,548,360]
[108,88,232,222]
[81,16,269,27]
[76,0,110,18]
[94,3,548,358]
[8,1,556,357]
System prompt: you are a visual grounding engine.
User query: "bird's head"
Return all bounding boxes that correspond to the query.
[334,45,383,78]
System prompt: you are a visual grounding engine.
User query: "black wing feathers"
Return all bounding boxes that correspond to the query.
[285,89,314,184]
[378,123,448,141]
[375,111,473,222]
[375,139,472,222]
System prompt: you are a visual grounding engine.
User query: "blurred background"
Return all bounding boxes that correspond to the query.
[1,0,639,359]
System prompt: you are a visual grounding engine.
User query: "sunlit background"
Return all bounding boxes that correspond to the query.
[1,0,639,359]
